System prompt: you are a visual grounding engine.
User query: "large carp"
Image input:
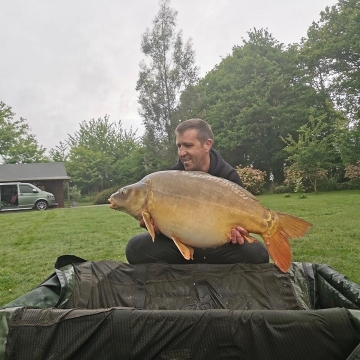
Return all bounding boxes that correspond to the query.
[109,170,312,272]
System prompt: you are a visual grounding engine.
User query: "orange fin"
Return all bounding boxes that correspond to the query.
[264,212,312,273]
[142,211,155,241]
[276,212,312,239]
[171,237,194,260]
[244,235,258,243]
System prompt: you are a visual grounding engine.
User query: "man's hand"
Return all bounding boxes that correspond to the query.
[139,217,161,234]
[229,226,249,245]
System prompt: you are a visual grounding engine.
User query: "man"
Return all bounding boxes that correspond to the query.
[126,118,269,264]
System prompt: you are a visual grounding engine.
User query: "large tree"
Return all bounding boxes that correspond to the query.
[336,122,360,166]
[301,0,360,122]
[181,29,329,183]
[58,115,142,194]
[0,101,47,164]
[136,0,199,170]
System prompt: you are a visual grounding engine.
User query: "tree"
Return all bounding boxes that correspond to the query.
[336,122,360,166]
[283,109,338,193]
[49,141,69,162]
[61,115,142,194]
[136,0,199,170]
[0,101,47,163]
[181,29,328,183]
[66,146,113,193]
[111,146,148,187]
[302,0,360,122]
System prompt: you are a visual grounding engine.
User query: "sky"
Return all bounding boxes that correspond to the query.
[0,0,338,152]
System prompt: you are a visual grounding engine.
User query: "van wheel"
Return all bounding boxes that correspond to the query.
[35,200,48,210]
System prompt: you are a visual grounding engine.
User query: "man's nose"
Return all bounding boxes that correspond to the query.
[178,146,186,157]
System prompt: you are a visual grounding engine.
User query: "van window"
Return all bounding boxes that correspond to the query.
[19,184,35,193]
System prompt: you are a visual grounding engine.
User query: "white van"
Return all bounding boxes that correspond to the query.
[0,182,57,211]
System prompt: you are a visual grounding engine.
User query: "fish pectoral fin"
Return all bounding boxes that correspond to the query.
[171,237,194,260]
[142,211,155,241]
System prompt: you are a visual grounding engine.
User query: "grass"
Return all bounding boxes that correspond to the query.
[1,190,360,306]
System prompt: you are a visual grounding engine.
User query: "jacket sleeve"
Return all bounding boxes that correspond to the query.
[226,168,244,187]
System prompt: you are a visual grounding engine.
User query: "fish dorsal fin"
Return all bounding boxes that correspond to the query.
[171,237,194,260]
[142,211,155,241]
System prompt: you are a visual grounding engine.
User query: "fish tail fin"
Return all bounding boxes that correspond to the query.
[276,212,313,239]
[263,212,312,273]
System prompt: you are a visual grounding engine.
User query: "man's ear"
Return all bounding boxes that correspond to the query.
[204,138,213,152]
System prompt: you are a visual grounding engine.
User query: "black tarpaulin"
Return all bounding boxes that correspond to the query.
[1,256,360,360]
[64,260,305,311]
[5,307,360,360]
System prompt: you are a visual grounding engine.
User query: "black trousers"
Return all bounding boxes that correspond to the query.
[126,232,269,265]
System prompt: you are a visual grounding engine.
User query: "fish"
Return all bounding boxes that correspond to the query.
[108,170,312,272]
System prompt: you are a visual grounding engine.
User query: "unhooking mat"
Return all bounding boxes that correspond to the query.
[1,255,360,359]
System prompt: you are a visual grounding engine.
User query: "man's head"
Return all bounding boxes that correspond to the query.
[175,118,213,172]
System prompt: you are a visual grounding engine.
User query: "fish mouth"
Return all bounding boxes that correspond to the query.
[108,198,117,209]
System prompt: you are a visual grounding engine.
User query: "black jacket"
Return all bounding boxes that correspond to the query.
[170,148,243,187]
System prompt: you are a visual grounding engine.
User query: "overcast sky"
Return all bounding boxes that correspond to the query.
[0,0,338,152]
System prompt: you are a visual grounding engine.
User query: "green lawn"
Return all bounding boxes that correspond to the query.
[1,190,360,306]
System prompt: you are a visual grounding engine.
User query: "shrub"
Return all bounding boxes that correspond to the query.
[284,167,331,193]
[317,177,340,192]
[81,193,96,202]
[340,182,352,190]
[273,185,291,194]
[236,165,266,195]
[69,185,81,202]
[284,168,306,193]
[94,186,120,205]
[345,160,360,186]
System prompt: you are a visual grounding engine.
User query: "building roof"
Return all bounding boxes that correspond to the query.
[0,162,70,182]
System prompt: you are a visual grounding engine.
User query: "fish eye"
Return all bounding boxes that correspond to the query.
[120,188,127,195]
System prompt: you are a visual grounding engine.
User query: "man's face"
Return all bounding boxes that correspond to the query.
[176,129,212,172]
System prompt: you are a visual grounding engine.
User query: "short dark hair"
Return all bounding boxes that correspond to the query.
[175,118,213,144]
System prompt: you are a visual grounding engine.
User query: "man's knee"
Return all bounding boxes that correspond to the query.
[231,241,269,264]
[126,233,151,264]
[252,242,270,263]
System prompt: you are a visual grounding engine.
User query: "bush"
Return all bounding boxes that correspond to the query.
[236,165,266,195]
[317,177,340,192]
[347,182,360,190]
[273,185,292,194]
[284,168,306,193]
[345,160,360,186]
[81,193,96,202]
[94,186,120,205]
[340,182,352,190]
[69,185,81,202]
[284,167,332,193]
